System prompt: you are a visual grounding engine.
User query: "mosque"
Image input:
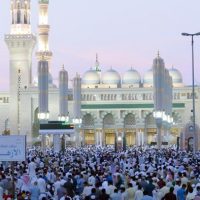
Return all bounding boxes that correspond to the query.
[0,0,200,150]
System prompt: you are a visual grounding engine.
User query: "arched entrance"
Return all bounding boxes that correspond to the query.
[124,113,136,146]
[180,123,200,151]
[82,114,95,145]
[188,137,194,152]
[103,113,115,145]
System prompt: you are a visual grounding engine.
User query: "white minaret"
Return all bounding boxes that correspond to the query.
[37,0,52,120]
[36,0,52,61]
[5,0,36,134]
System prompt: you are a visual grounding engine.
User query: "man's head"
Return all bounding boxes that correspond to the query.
[169,187,174,193]
[182,184,186,189]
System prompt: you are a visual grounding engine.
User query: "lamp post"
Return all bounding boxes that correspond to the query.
[17,69,21,135]
[182,32,200,153]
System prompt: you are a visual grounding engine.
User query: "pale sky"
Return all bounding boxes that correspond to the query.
[1,0,200,90]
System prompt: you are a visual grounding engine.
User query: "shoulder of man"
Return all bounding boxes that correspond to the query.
[65,196,72,200]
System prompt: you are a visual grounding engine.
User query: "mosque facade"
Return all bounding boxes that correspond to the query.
[0,0,200,150]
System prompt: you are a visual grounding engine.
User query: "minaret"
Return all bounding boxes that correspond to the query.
[73,74,82,146]
[36,0,52,61]
[10,0,31,34]
[5,0,36,134]
[73,74,82,121]
[95,53,101,72]
[54,66,68,152]
[38,60,49,120]
[59,65,69,121]
[37,0,52,120]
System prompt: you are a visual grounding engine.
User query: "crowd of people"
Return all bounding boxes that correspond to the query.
[0,146,200,200]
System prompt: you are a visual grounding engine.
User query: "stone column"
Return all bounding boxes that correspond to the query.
[165,126,170,145]
[141,131,144,146]
[95,130,99,146]
[135,129,139,146]
[102,129,105,146]
[82,130,85,146]
[142,117,148,145]
[41,135,46,150]
[137,129,144,146]
[122,131,126,151]
[182,131,185,150]
[154,116,163,149]
[157,123,162,149]
[100,130,103,147]
[114,130,118,152]
[163,126,168,143]
[53,134,61,152]
[133,130,136,146]
[75,126,81,147]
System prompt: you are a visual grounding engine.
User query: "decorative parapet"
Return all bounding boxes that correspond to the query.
[81,103,185,110]
[5,34,36,40]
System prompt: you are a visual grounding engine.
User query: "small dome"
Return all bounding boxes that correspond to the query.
[102,68,121,85]
[33,76,38,87]
[169,68,183,83]
[82,69,100,85]
[122,68,141,84]
[143,69,153,85]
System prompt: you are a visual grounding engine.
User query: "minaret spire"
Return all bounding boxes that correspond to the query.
[36,0,52,60]
[157,50,160,58]
[95,53,100,71]
[37,0,52,124]
[10,0,31,34]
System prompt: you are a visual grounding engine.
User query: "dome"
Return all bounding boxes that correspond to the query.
[33,76,38,87]
[82,69,100,85]
[122,68,141,84]
[143,69,153,85]
[102,68,121,85]
[169,68,183,83]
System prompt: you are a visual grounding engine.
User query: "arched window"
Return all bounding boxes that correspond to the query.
[103,113,115,127]
[12,12,14,24]
[17,10,21,24]
[24,12,27,24]
[124,113,136,126]
[83,114,94,127]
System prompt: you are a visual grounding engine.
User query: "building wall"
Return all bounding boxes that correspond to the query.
[0,84,199,145]
[0,93,10,133]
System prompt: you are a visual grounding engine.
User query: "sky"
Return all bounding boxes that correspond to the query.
[1,0,200,90]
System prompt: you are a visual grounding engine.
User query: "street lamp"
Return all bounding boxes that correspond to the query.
[17,68,21,135]
[182,32,200,153]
